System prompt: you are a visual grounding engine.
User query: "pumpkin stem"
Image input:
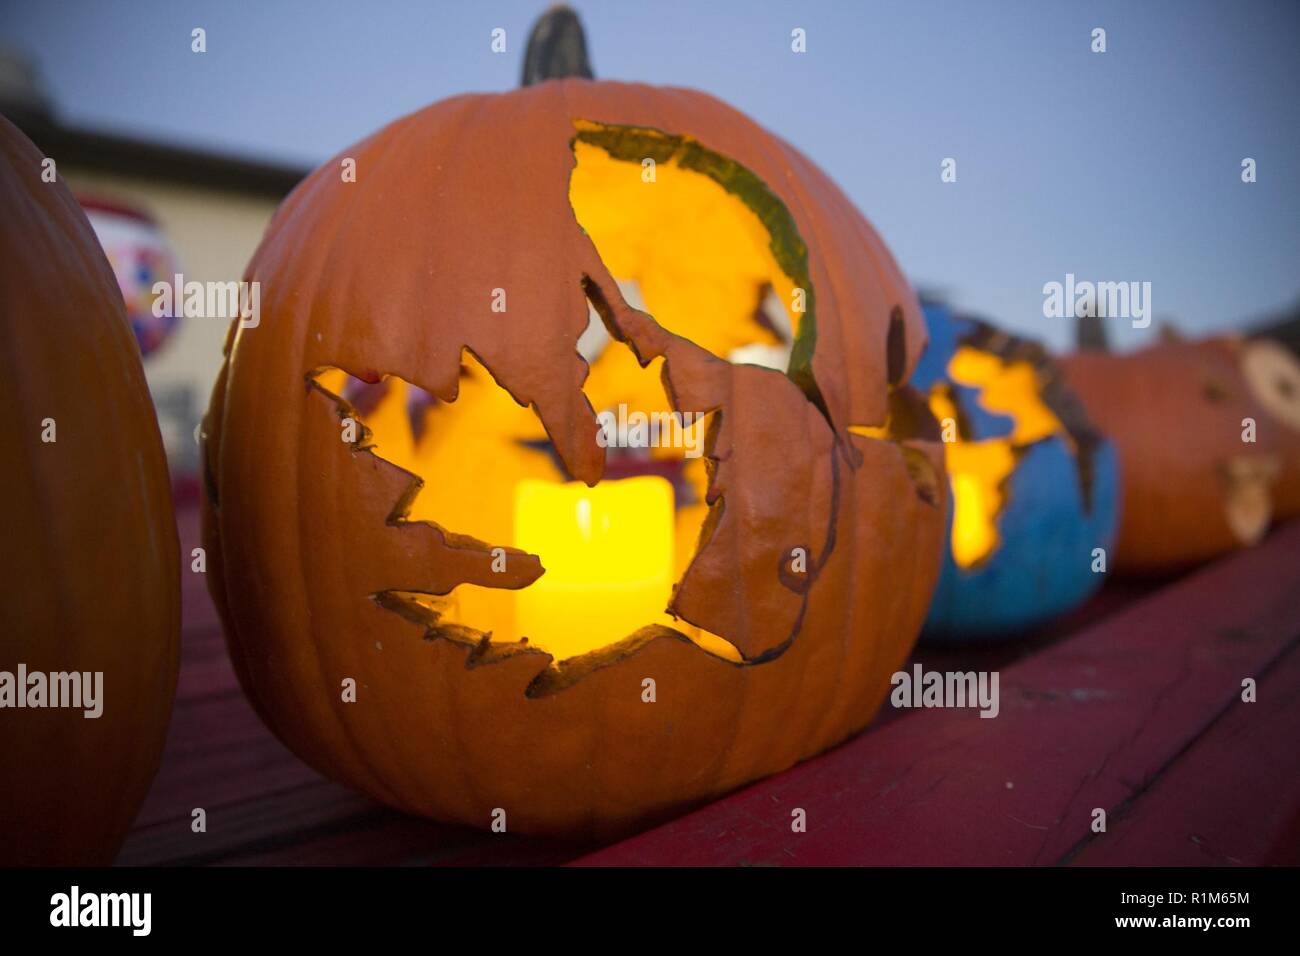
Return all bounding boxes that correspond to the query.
[521,5,594,85]
[1074,305,1110,352]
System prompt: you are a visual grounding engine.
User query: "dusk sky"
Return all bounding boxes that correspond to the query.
[3,0,1297,350]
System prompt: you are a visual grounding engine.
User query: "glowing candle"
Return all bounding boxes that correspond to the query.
[514,476,675,661]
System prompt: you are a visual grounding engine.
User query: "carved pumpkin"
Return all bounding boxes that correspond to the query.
[201,17,945,837]
[1237,336,1300,519]
[0,116,180,864]
[909,303,1119,641]
[1060,336,1295,572]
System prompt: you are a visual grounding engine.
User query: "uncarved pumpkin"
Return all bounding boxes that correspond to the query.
[202,76,946,837]
[1060,337,1293,573]
[0,116,180,864]
[909,303,1119,641]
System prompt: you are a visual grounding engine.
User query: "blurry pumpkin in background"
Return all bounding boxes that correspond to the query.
[908,303,1119,641]
[0,116,180,864]
[1236,336,1300,519]
[1060,336,1297,573]
[81,196,182,358]
[200,11,945,837]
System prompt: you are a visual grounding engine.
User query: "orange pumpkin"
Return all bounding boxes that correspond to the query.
[1060,337,1296,573]
[202,38,945,836]
[0,116,180,864]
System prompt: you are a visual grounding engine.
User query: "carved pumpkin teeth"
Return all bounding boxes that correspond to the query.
[308,348,731,665]
[1222,454,1279,546]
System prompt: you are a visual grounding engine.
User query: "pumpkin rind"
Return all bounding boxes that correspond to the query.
[1060,338,1288,573]
[0,115,180,864]
[203,80,944,836]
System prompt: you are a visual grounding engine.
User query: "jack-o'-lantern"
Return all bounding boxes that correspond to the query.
[0,116,180,864]
[1060,336,1294,572]
[1236,336,1300,519]
[201,11,945,836]
[907,303,1119,641]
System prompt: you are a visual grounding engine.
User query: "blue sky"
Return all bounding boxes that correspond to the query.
[4,0,1297,350]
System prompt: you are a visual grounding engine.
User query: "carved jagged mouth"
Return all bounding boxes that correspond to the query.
[958,320,1105,513]
[907,315,1107,571]
[305,120,933,688]
[308,346,747,681]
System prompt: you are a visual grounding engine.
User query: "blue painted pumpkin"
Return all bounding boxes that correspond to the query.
[913,303,1120,642]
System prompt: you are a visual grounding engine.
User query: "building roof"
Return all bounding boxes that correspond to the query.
[9,108,308,198]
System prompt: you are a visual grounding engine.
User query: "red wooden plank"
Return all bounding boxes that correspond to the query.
[428,834,596,867]
[180,590,222,635]
[874,580,1159,732]
[212,815,589,866]
[131,691,320,829]
[172,647,239,701]
[126,773,595,866]
[131,743,320,832]
[120,780,374,866]
[152,693,278,759]
[177,503,223,636]
[1069,642,1300,866]
[572,521,1300,866]
[134,504,1271,866]
[213,817,503,867]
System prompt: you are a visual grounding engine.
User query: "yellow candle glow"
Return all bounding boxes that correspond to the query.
[514,476,675,661]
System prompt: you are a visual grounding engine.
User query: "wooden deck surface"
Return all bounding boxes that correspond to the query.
[118,503,1300,866]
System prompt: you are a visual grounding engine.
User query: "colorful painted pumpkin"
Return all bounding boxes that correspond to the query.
[82,197,182,358]
[0,116,180,864]
[909,303,1119,641]
[201,15,945,837]
[1060,337,1292,572]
